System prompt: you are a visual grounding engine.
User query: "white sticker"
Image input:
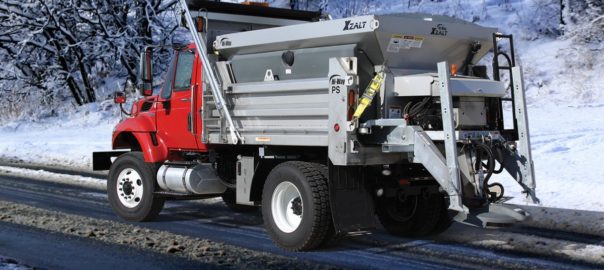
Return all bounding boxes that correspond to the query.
[387,34,424,53]
[387,38,401,53]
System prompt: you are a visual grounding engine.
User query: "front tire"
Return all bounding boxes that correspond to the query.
[262,161,332,251]
[107,152,164,222]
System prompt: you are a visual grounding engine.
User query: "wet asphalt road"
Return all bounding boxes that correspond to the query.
[0,222,207,270]
[0,173,600,270]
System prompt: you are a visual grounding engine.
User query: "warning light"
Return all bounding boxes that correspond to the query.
[334,124,340,132]
[450,64,458,76]
[241,1,269,7]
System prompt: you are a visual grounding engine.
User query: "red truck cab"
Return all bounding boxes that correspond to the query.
[107,44,207,165]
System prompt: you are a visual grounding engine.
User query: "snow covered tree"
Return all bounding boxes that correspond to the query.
[563,0,604,46]
[0,0,178,112]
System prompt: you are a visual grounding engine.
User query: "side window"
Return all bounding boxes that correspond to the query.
[160,55,176,99]
[173,50,195,91]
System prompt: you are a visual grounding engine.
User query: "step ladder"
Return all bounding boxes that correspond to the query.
[492,34,538,203]
[492,33,517,133]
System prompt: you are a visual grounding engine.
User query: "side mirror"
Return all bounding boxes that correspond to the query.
[139,47,154,96]
[114,91,126,104]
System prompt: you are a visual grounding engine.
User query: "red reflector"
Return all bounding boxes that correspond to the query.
[398,179,410,186]
[348,90,356,107]
[347,107,354,121]
[347,89,356,121]
[334,124,340,132]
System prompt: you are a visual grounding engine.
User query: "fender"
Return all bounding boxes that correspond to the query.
[112,113,168,163]
[114,113,156,133]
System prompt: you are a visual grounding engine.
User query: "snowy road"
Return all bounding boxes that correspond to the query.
[0,169,602,270]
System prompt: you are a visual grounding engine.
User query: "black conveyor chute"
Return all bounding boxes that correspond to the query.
[186,0,322,22]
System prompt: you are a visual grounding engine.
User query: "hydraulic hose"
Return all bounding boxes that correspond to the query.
[473,142,494,186]
[492,145,505,174]
[480,144,505,174]
[473,142,504,202]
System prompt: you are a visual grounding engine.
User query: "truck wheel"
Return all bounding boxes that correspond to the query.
[376,192,448,237]
[262,161,332,251]
[431,206,454,234]
[221,189,258,212]
[313,163,343,247]
[107,152,164,222]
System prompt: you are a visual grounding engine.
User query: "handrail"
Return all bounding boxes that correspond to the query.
[179,0,242,144]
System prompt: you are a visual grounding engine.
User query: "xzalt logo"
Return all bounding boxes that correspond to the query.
[329,74,345,94]
[343,20,367,31]
[431,24,448,36]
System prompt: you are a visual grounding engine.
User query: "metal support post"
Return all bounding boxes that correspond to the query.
[437,61,466,212]
[511,66,538,203]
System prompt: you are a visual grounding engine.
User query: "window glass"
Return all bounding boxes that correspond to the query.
[160,56,176,99]
[173,50,195,91]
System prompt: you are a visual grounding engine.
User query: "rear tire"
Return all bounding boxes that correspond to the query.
[262,161,332,251]
[107,152,164,222]
[376,192,450,237]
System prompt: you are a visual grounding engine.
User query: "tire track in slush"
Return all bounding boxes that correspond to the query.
[0,174,601,269]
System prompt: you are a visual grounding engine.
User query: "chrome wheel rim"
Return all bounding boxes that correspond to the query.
[271,181,303,233]
[117,168,144,208]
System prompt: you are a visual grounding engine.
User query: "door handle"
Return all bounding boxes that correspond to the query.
[180,98,191,102]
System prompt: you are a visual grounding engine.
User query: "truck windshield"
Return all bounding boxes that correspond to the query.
[173,50,195,91]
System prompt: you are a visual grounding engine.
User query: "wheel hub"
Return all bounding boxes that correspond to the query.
[271,181,303,233]
[123,181,133,195]
[291,197,302,216]
[117,168,144,208]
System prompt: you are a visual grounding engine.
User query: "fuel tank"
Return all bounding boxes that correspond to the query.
[156,163,227,195]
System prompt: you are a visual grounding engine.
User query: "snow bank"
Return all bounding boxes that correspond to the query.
[0,102,118,170]
[0,166,106,191]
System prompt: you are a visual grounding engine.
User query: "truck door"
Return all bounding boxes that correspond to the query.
[156,49,198,150]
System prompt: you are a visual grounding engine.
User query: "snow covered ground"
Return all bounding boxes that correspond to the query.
[0,1,602,213]
[0,102,118,170]
[0,166,106,191]
[495,103,604,211]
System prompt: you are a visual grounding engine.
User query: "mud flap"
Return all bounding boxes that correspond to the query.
[92,151,128,171]
[328,162,376,233]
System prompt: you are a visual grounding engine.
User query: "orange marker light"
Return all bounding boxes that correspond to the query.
[241,1,270,7]
[450,64,458,76]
